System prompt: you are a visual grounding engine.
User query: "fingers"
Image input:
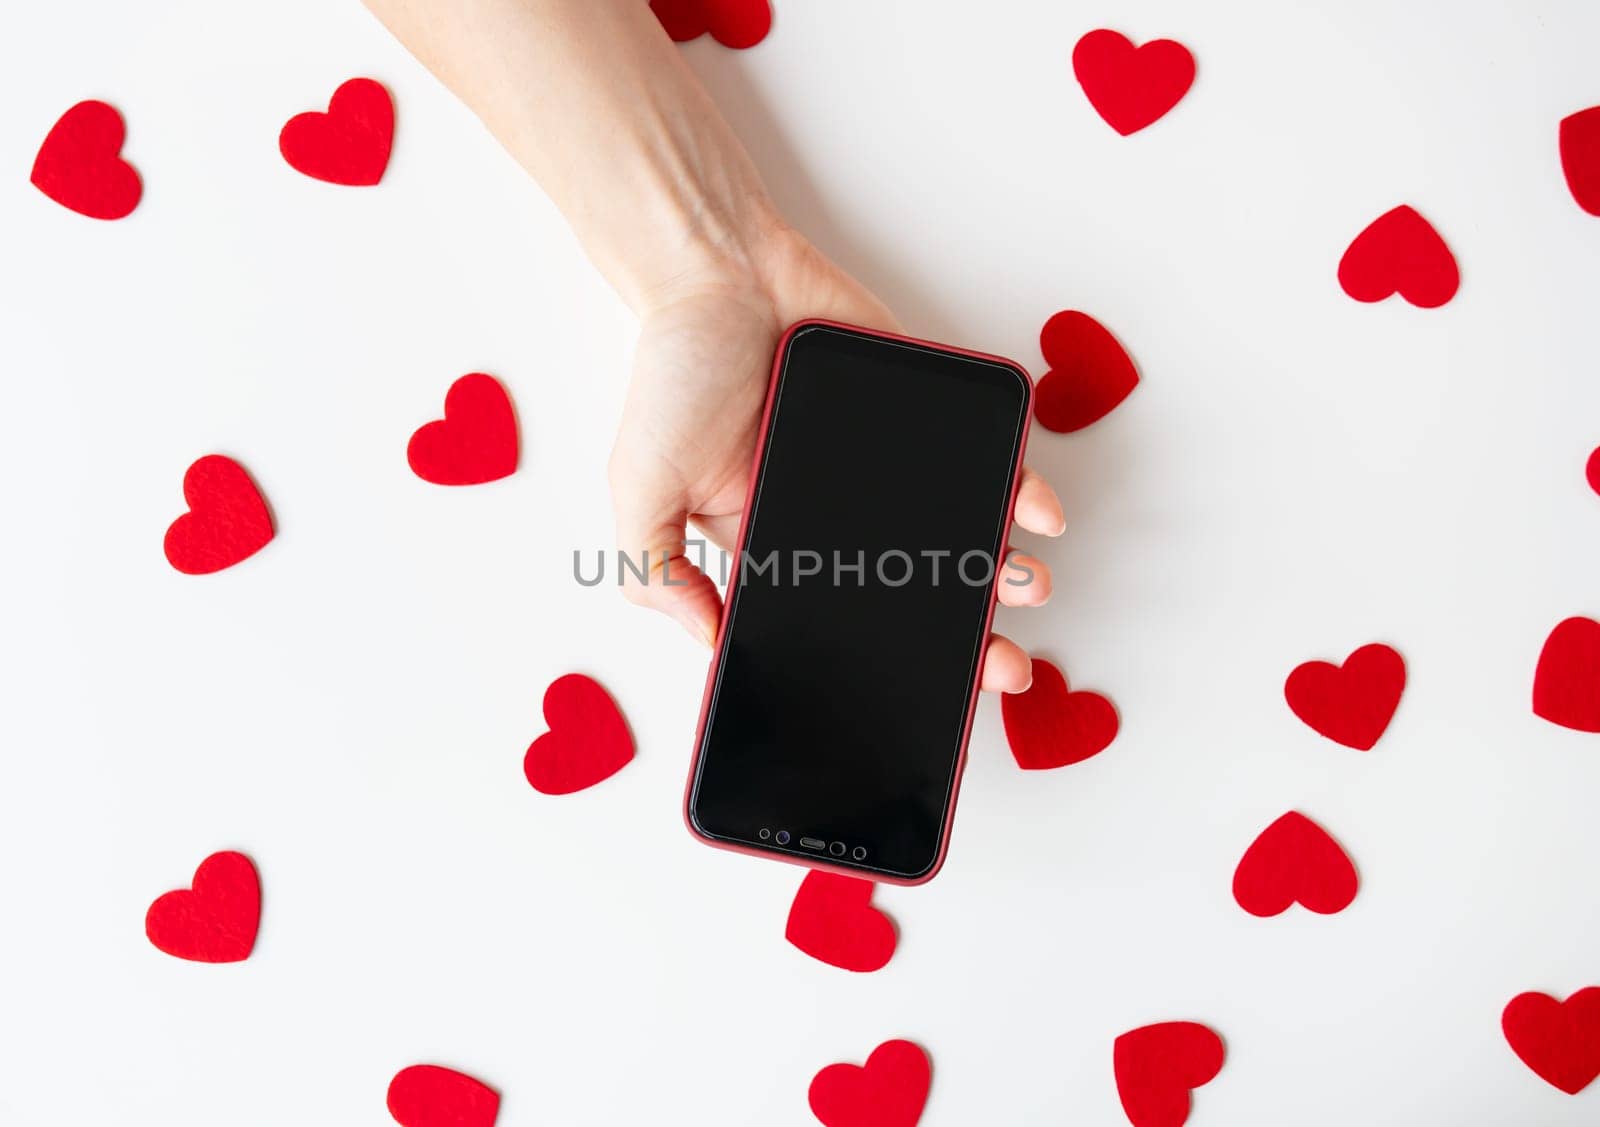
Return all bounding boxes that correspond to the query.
[617,532,723,646]
[1013,466,1065,537]
[989,474,1060,687]
[996,552,1051,607]
[988,470,1060,691]
[611,473,723,645]
[980,633,1034,693]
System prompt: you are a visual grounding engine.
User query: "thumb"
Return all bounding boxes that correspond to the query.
[610,497,724,647]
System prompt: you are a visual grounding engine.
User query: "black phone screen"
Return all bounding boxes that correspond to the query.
[687,323,1030,880]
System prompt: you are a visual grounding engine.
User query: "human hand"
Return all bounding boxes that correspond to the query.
[608,227,1064,693]
[359,0,1062,690]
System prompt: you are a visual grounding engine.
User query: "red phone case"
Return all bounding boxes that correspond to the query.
[681,319,1034,886]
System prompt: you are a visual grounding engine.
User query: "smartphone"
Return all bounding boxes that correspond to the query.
[684,320,1033,884]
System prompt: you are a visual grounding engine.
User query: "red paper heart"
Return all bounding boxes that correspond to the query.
[30,100,141,220]
[1034,310,1139,433]
[1533,617,1600,733]
[387,1064,500,1127]
[1113,1021,1225,1127]
[163,455,274,575]
[523,674,633,795]
[144,851,260,963]
[1560,106,1600,216]
[1283,643,1405,750]
[1072,29,1195,136]
[786,871,897,973]
[651,0,771,49]
[1503,989,1600,1095]
[1588,447,1600,497]
[279,77,394,186]
[407,373,519,486]
[1233,812,1357,917]
[1337,205,1458,308]
[808,1039,930,1127]
[1001,657,1118,769]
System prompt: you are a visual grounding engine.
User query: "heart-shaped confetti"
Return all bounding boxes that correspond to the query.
[407,373,519,486]
[1283,643,1405,750]
[808,1039,930,1127]
[163,455,274,575]
[387,1064,500,1127]
[1337,205,1458,308]
[1072,29,1195,136]
[1232,812,1357,917]
[1034,310,1139,433]
[30,100,141,220]
[1560,106,1600,216]
[786,871,897,973]
[279,77,394,186]
[1502,989,1600,1095]
[1113,1021,1225,1127]
[1533,617,1600,733]
[650,0,772,49]
[144,851,260,963]
[523,674,634,795]
[1001,657,1118,769]
[1586,447,1600,497]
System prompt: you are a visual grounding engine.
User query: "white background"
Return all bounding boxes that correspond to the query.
[2,1,1599,1124]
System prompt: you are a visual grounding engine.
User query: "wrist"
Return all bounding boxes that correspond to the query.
[624,196,796,317]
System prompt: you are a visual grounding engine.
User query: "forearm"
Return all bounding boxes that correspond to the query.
[363,0,783,309]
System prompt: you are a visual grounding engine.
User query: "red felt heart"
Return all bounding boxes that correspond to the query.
[1337,205,1458,308]
[1001,657,1118,769]
[1588,447,1600,497]
[1560,106,1600,216]
[407,373,519,486]
[1283,643,1405,751]
[650,0,772,49]
[1503,989,1600,1095]
[1233,812,1357,917]
[1034,310,1139,434]
[163,455,274,575]
[786,871,897,973]
[1072,29,1195,136]
[523,674,633,795]
[1533,617,1600,733]
[387,1064,500,1127]
[1113,1021,1225,1127]
[30,100,141,220]
[144,851,260,963]
[279,77,394,186]
[808,1039,930,1127]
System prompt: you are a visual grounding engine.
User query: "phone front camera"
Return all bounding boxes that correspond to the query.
[774,830,791,845]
